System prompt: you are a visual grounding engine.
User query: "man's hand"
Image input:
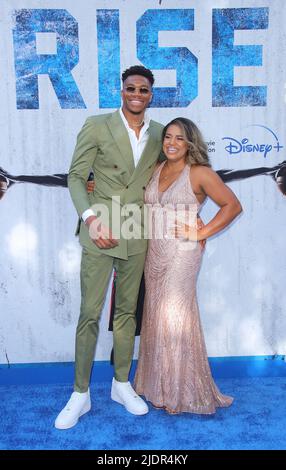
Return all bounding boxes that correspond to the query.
[85,215,118,249]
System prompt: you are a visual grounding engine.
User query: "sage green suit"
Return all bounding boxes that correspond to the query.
[68,110,163,391]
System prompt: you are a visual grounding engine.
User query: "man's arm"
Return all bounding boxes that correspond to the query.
[68,117,98,218]
[69,119,118,249]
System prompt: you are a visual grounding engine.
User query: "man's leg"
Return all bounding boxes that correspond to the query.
[55,248,114,429]
[113,252,146,382]
[110,252,148,415]
[74,247,114,392]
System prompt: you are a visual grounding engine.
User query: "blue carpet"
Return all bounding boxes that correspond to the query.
[1,377,286,450]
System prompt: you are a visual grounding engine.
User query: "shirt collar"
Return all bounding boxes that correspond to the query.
[119,108,150,132]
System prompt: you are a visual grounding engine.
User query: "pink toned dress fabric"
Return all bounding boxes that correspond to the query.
[134,162,233,414]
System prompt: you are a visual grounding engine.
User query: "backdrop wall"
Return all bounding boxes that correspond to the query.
[0,0,285,365]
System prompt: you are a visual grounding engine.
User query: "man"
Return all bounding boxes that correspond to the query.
[55,65,163,429]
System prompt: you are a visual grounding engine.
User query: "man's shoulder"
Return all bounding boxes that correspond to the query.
[85,112,115,126]
[149,119,164,139]
[150,119,164,129]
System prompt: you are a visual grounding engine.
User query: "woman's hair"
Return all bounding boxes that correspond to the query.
[162,117,211,167]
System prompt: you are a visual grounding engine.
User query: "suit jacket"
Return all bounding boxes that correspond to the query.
[68,110,164,260]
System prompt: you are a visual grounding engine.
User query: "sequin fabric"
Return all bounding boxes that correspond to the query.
[134,162,233,414]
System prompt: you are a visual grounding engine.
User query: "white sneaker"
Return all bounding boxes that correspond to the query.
[54,389,91,430]
[111,378,149,415]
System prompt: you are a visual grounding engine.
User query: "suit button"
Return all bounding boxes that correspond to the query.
[126,185,129,189]
[142,186,146,190]
[114,165,118,169]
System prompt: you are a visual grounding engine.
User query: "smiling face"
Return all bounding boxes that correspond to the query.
[121,75,153,115]
[163,124,189,163]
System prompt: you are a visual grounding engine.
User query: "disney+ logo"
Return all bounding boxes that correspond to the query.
[223,125,283,158]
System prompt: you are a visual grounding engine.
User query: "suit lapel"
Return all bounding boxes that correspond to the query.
[106,111,135,176]
[128,121,160,183]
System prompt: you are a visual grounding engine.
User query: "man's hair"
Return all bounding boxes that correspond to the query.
[121,65,154,86]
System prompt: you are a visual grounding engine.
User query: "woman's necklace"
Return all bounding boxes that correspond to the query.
[162,164,185,180]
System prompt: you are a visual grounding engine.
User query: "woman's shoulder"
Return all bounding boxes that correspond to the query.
[155,162,162,170]
[189,164,219,186]
[190,164,214,176]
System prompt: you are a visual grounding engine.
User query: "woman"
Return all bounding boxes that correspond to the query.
[134,117,242,414]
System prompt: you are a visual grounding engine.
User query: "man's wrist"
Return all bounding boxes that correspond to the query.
[82,208,95,223]
[85,215,97,228]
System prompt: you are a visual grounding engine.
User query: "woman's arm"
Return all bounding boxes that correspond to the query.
[176,166,242,241]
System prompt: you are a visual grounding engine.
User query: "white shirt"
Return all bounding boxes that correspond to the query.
[119,108,150,167]
[82,109,150,222]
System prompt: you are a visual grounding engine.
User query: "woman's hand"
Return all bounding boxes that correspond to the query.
[174,221,199,242]
[197,216,206,249]
[86,180,95,193]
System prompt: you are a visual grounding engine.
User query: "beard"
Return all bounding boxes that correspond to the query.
[126,107,146,115]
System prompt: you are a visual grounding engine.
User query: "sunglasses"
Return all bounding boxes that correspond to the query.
[124,86,151,95]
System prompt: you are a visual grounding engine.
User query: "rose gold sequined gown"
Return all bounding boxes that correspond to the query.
[134,162,233,414]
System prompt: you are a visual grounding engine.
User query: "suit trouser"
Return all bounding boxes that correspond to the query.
[74,247,146,392]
